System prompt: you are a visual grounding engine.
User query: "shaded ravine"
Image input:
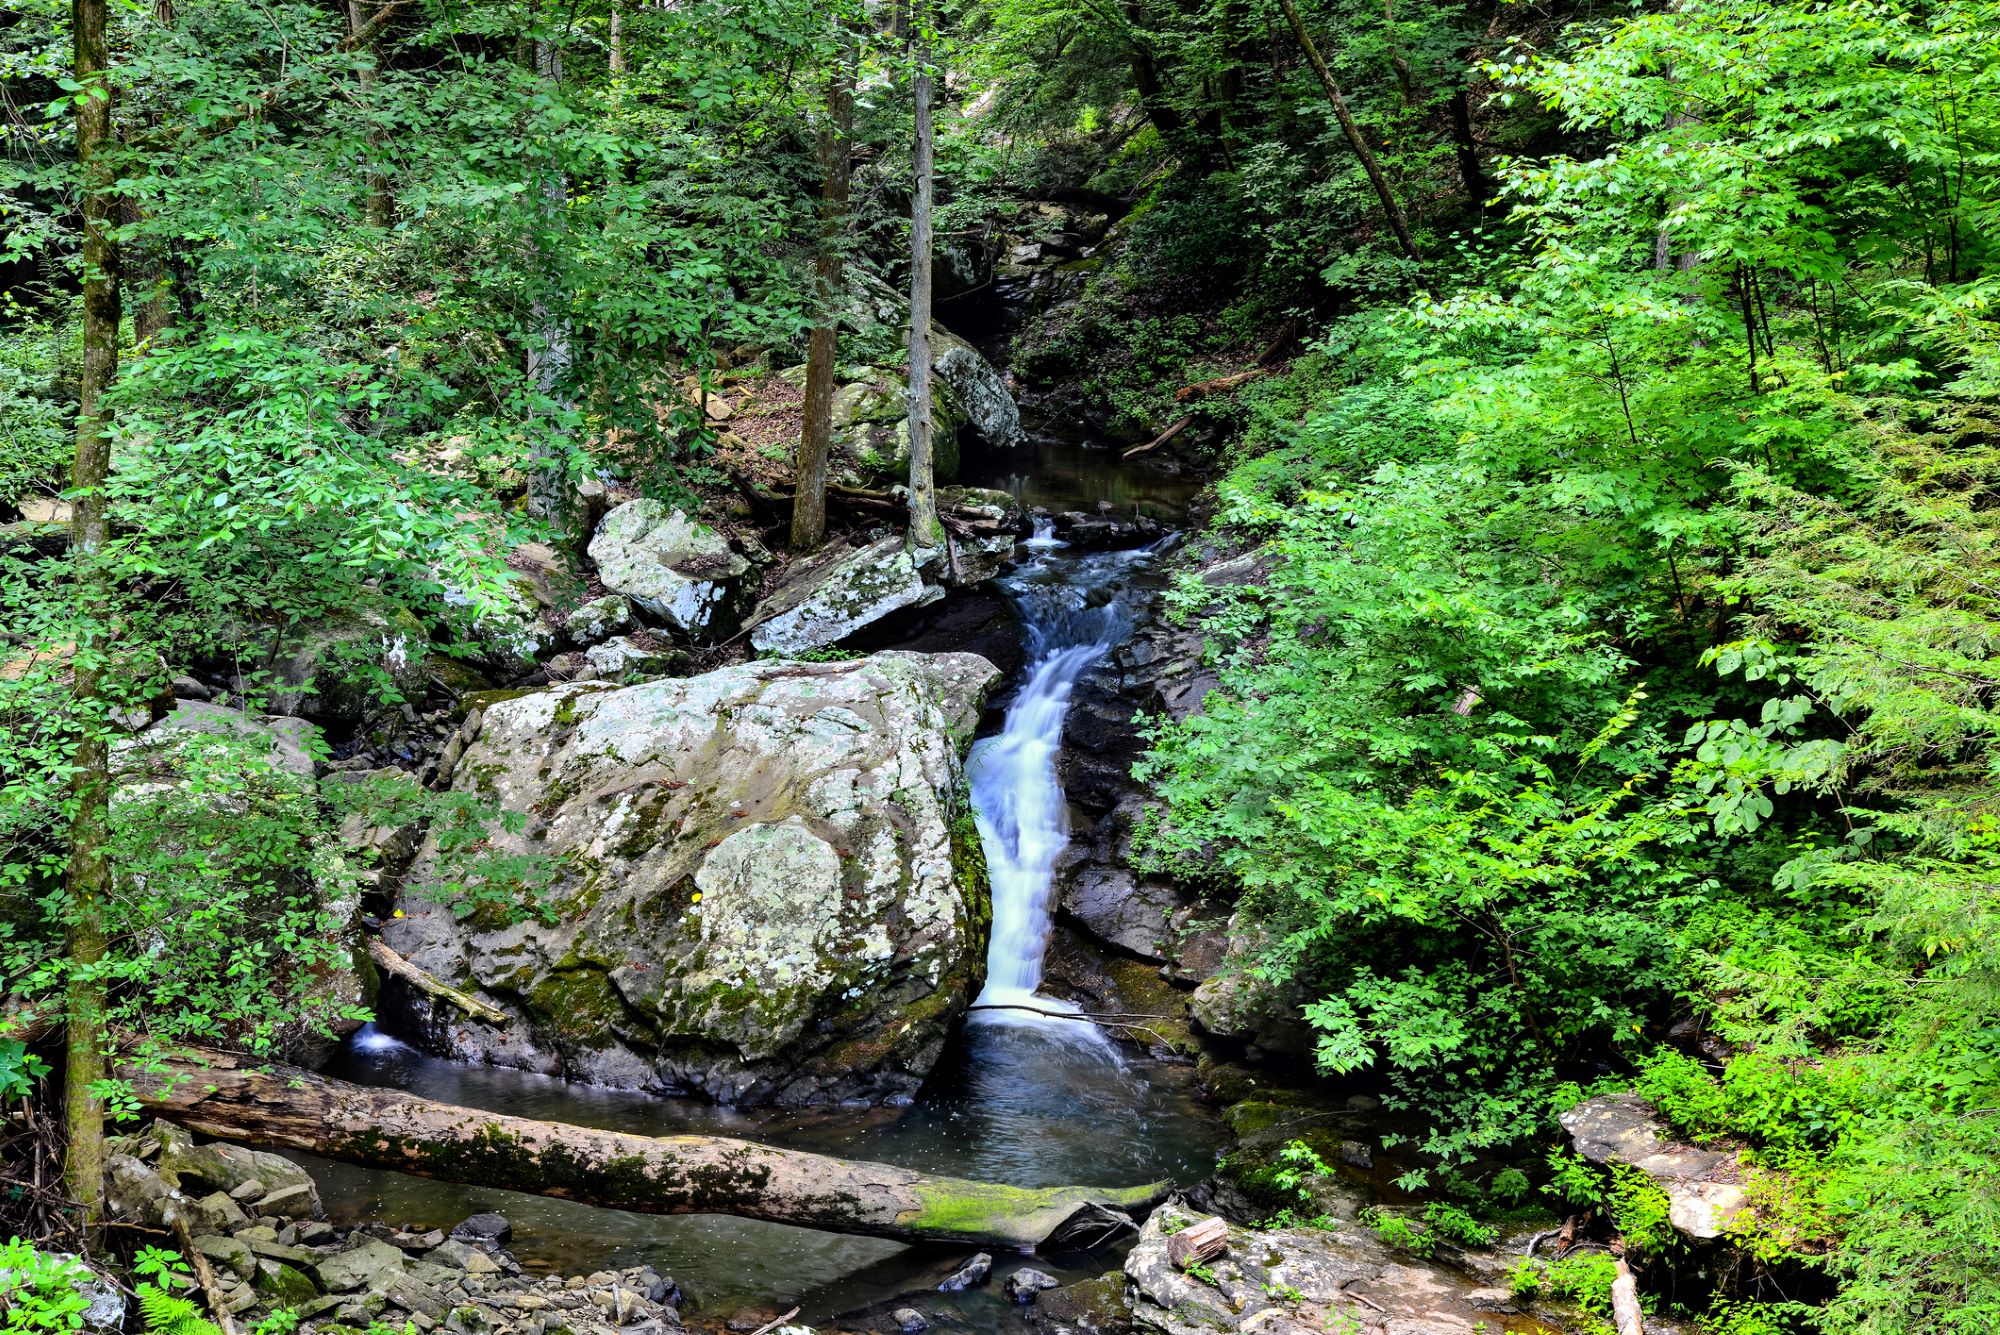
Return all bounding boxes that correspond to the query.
[303,517,1215,1332]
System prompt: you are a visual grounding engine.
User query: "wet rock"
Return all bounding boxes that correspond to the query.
[1005,1268,1061,1304]
[450,1213,514,1245]
[746,537,944,656]
[1561,1093,1749,1239]
[937,1252,994,1291]
[1029,1272,1134,1335]
[385,652,1000,1105]
[1339,1141,1374,1170]
[890,1308,929,1332]
[589,499,754,637]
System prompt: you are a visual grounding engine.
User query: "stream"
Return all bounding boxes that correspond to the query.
[301,435,1221,1332]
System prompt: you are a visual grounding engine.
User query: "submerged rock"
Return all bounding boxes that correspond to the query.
[589,499,753,637]
[746,538,944,656]
[384,651,1001,1105]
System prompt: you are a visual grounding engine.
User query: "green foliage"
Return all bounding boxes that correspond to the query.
[0,1239,94,1331]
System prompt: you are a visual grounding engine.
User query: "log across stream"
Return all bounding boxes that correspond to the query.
[122,1043,1168,1252]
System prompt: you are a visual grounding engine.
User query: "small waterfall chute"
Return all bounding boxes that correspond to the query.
[967,539,1159,1042]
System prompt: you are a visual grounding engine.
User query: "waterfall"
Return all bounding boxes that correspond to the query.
[966,532,1159,1033]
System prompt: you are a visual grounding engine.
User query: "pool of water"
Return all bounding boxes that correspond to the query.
[302,1021,1220,1331]
[957,415,1202,520]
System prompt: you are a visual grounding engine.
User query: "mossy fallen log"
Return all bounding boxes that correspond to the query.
[119,1044,1164,1251]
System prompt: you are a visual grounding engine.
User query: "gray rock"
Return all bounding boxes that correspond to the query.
[253,1182,320,1220]
[192,1234,256,1282]
[123,701,317,780]
[450,1212,513,1244]
[588,500,752,636]
[932,326,1023,452]
[746,538,944,655]
[1561,1093,1748,1239]
[891,1308,929,1331]
[1006,1269,1061,1304]
[312,1236,409,1294]
[1338,1140,1374,1170]
[566,595,635,648]
[1061,866,1179,962]
[384,652,1001,1106]
[937,1253,993,1292]
[187,1191,249,1234]
[227,1177,267,1202]
[583,635,681,679]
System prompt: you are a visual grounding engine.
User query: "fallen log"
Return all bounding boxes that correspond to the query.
[119,1044,1164,1252]
[367,939,509,1026]
[1173,367,1266,402]
[1123,417,1192,460]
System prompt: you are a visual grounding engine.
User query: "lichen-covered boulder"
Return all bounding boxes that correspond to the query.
[933,327,1023,453]
[384,651,1002,1105]
[588,500,752,637]
[247,594,428,725]
[746,538,945,656]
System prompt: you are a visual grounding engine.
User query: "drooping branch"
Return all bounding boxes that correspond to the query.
[118,1045,1164,1251]
[366,939,509,1026]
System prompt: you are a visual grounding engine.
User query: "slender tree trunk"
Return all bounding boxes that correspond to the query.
[792,36,856,555]
[608,0,625,75]
[1276,0,1426,282]
[526,36,574,536]
[121,1044,1163,1251]
[65,0,122,1236]
[346,0,395,229]
[1447,87,1490,208]
[1123,3,1187,141]
[905,3,943,552]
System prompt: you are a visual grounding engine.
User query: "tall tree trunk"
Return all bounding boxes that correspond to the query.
[1123,3,1187,141]
[1276,0,1426,282]
[346,0,395,229]
[792,36,856,555]
[608,0,625,75]
[65,0,122,1236]
[905,4,943,552]
[121,1044,1162,1251]
[525,35,574,536]
[1447,86,1491,210]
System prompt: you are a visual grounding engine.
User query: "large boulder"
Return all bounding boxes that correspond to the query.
[746,538,945,656]
[384,651,1002,1105]
[587,500,753,637]
[243,594,428,726]
[1561,1094,1750,1239]
[932,327,1023,453]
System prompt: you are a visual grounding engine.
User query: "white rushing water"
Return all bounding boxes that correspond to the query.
[967,525,1160,1036]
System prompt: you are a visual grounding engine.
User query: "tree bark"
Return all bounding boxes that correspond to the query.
[905,3,943,552]
[118,1045,1163,1251]
[526,35,574,537]
[65,0,122,1235]
[345,0,396,230]
[608,0,625,75]
[1446,88,1491,210]
[1276,0,1426,283]
[792,34,855,555]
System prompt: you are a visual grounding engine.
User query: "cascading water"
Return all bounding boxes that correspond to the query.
[966,524,1161,1033]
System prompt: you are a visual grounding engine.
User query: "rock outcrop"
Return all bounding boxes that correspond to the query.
[746,538,945,656]
[588,499,754,637]
[384,651,1002,1105]
[933,326,1024,454]
[1123,1203,1572,1335]
[1561,1093,1750,1239]
[104,1135,679,1335]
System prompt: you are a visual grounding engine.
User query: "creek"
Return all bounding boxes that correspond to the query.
[299,434,1222,1332]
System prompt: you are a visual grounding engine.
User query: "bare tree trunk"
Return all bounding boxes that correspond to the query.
[608,0,625,75]
[526,35,574,537]
[1447,87,1490,208]
[120,1045,1163,1251]
[1276,0,1426,283]
[345,0,395,229]
[792,35,855,555]
[65,0,122,1237]
[905,2,943,552]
